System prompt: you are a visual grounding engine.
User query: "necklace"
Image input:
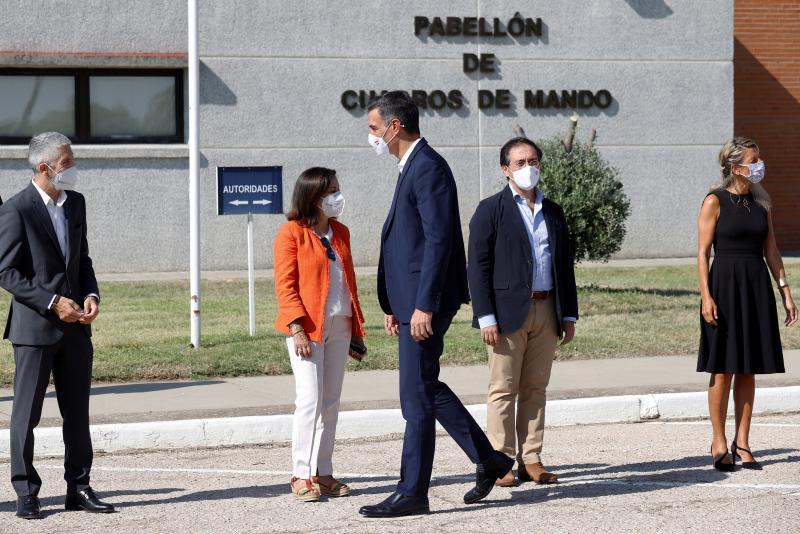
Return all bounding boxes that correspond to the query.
[728,191,750,212]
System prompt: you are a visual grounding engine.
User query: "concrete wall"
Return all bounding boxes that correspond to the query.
[0,0,733,271]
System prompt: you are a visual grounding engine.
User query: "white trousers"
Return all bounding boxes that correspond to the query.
[288,315,351,478]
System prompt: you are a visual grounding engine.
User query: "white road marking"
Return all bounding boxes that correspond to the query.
[657,422,800,428]
[36,465,800,492]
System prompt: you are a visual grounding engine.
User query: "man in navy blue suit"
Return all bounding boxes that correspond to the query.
[359,92,514,518]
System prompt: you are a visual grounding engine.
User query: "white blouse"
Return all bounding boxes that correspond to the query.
[319,226,352,318]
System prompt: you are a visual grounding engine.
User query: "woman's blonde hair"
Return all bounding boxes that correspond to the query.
[711,136,771,210]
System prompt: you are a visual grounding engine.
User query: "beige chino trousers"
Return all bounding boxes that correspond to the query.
[486,296,559,465]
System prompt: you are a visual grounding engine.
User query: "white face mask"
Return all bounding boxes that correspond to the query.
[368,122,398,157]
[321,191,345,218]
[744,160,765,184]
[46,164,79,191]
[509,165,539,191]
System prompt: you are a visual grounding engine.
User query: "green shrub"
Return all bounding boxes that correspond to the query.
[536,135,630,262]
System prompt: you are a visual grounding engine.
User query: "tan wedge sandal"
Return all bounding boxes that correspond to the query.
[311,476,351,497]
[290,477,321,502]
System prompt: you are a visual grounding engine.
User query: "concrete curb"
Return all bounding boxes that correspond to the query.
[2,386,798,458]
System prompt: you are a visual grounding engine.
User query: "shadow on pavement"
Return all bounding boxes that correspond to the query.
[108,484,288,508]
[0,487,184,514]
[553,448,798,478]
[0,380,226,402]
[425,448,800,515]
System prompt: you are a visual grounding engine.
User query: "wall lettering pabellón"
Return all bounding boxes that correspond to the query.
[341,13,613,113]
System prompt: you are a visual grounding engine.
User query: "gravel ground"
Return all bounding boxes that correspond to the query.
[0,415,798,533]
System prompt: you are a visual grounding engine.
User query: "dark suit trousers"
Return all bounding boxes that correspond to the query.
[10,326,93,497]
[397,311,494,497]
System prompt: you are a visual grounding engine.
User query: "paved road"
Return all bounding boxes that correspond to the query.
[0,414,797,533]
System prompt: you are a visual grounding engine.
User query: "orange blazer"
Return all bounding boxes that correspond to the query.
[273,219,366,343]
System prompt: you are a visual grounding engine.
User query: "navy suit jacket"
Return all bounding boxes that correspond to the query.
[467,186,579,335]
[0,183,98,345]
[377,138,470,322]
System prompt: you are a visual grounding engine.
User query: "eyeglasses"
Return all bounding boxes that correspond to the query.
[319,236,337,261]
[510,160,540,169]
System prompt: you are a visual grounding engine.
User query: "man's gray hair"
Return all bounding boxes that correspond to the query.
[28,132,72,173]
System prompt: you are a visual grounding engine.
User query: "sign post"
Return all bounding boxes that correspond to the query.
[246,213,255,336]
[217,166,283,336]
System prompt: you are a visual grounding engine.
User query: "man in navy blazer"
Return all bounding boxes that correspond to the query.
[359,92,513,518]
[468,137,579,486]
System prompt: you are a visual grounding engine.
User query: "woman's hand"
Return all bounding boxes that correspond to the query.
[701,296,718,326]
[783,293,798,327]
[349,335,367,361]
[293,331,312,358]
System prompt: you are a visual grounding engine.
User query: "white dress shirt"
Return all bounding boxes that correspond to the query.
[478,185,576,329]
[32,180,68,258]
[32,180,99,309]
[318,226,352,318]
[397,138,422,174]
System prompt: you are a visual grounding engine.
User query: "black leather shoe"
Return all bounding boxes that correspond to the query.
[65,486,116,513]
[359,491,429,518]
[463,451,515,504]
[16,496,42,519]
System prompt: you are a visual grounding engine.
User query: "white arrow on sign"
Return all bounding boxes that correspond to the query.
[252,199,272,206]
[229,199,249,206]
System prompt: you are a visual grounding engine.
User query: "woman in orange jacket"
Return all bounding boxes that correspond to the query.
[274,167,366,502]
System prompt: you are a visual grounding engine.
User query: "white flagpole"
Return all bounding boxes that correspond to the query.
[188,0,201,348]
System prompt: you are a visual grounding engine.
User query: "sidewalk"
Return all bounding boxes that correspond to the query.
[2,352,798,428]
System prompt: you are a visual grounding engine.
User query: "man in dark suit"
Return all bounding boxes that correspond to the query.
[468,137,579,487]
[0,132,114,519]
[359,92,513,518]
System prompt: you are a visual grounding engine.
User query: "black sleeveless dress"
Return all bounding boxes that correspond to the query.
[697,190,785,374]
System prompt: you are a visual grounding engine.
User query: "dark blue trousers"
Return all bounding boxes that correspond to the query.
[396,311,494,497]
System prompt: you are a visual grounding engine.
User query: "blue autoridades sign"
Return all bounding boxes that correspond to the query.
[216,166,283,215]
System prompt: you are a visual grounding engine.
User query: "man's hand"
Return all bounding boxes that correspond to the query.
[480,325,499,346]
[79,296,99,324]
[384,314,400,336]
[560,321,576,346]
[410,309,433,342]
[54,296,83,323]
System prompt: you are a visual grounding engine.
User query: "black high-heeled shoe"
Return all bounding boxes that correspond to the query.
[711,445,735,472]
[731,441,763,470]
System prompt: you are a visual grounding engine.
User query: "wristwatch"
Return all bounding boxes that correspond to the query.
[289,322,304,335]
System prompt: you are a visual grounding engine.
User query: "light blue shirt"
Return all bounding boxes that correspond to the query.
[515,187,553,292]
[477,185,576,329]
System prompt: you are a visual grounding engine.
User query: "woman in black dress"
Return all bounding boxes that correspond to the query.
[697,137,798,472]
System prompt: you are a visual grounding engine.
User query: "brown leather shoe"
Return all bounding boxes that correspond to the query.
[494,469,518,487]
[518,462,558,484]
